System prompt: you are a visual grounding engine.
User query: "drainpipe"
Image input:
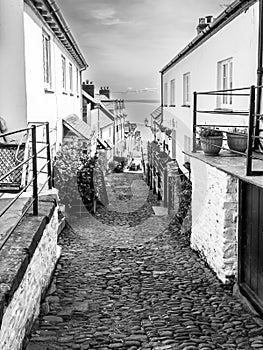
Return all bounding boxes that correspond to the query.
[255,0,263,149]
[161,73,163,124]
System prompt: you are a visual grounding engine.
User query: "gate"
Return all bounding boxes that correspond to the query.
[239,181,263,314]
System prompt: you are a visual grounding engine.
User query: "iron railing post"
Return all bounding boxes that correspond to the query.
[32,125,38,215]
[246,85,256,176]
[193,91,197,152]
[45,122,53,189]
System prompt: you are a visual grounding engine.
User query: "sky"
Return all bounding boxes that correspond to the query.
[56,0,233,99]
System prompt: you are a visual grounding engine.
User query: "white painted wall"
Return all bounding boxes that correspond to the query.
[23,4,83,150]
[191,157,238,283]
[162,3,259,170]
[0,0,27,133]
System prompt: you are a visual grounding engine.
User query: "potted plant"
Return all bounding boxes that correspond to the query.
[227,127,248,153]
[199,127,223,155]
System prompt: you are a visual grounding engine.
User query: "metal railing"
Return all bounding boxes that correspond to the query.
[192,85,263,176]
[0,122,53,250]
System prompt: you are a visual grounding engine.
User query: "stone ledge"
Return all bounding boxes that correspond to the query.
[0,197,56,329]
[185,150,263,189]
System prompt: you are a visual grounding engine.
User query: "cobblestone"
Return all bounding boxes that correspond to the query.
[26,173,263,350]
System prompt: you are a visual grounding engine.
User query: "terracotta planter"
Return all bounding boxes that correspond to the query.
[200,136,223,155]
[227,133,247,153]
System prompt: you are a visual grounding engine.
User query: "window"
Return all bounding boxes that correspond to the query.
[163,83,168,106]
[42,32,51,89]
[69,63,73,93]
[183,73,190,106]
[76,68,79,95]
[61,55,66,91]
[217,58,233,107]
[170,79,175,106]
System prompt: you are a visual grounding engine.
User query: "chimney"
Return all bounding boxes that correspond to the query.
[196,16,213,34]
[82,80,95,97]
[205,15,213,24]
[99,86,110,99]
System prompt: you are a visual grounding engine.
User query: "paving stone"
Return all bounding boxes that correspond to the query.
[25,173,263,349]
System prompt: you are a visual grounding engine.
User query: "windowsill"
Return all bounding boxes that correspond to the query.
[214,107,233,112]
[70,93,74,96]
[181,104,191,108]
[44,88,55,94]
[163,105,168,107]
[169,104,176,107]
[62,91,68,95]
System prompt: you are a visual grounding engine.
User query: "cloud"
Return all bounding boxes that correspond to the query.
[113,87,158,94]
[91,7,125,26]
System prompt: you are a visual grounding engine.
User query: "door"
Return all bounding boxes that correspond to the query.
[239,181,263,314]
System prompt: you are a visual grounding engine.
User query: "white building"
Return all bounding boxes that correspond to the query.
[158,0,263,314]
[160,0,259,171]
[0,0,88,153]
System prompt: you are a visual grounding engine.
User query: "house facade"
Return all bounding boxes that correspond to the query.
[153,0,263,313]
[160,0,258,171]
[100,91,127,158]
[0,0,88,154]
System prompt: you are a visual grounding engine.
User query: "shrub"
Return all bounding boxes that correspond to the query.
[54,141,97,212]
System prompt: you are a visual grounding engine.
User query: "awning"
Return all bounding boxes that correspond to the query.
[97,138,108,150]
[63,114,91,140]
[104,140,112,149]
[151,106,162,125]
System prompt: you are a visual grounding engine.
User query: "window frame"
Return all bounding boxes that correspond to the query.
[163,82,168,107]
[183,72,190,106]
[69,62,73,94]
[42,31,52,90]
[217,58,233,109]
[170,79,175,106]
[76,67,79,95]
[61,55,67,93]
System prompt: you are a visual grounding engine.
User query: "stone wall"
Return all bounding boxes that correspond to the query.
[0,197,61,350]
[190,157,238,283]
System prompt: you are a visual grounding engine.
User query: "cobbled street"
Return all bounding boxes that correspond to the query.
[27,173,263,350]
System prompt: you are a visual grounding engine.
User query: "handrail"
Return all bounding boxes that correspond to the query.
[197,86,251,94]
[193,85,263,176]
[0,123,44,139]
[0,121,53,250]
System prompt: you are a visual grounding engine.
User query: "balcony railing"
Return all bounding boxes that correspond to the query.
[192,85,263,176]
[0,122,53,251]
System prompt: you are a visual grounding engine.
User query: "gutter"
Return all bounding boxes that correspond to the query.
[255,0,263,149]
[160,0,257,74]
[46,0,88,70]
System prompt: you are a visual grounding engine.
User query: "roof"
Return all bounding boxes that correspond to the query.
[82,90,115,122]
[160,0,257,74]
[26,0,88,70]
[151,106,162,124]
[63,114,91,140]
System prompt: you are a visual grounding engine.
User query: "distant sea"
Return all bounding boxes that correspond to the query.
[124,101,159,144]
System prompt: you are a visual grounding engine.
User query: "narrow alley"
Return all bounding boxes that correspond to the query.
[27,173,263,350]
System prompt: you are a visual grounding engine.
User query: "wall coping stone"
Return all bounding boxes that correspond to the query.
[185,150,263,189]
[0,195,57,329]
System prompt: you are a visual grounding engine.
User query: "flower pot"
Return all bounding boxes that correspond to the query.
[227,133,247,153]
[200,136,223,155]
